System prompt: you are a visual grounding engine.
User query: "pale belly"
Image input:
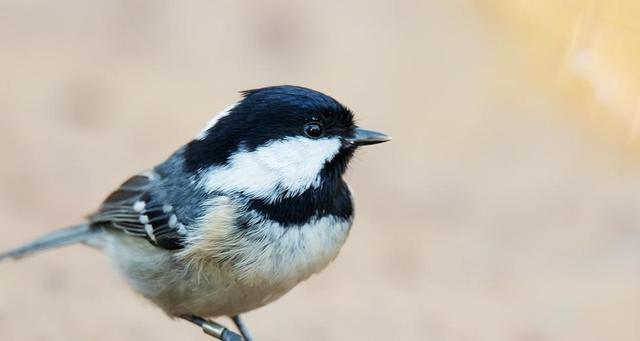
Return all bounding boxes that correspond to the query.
[102,215,351,317]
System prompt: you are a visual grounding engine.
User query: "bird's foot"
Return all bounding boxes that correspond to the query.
[232,315,254,341]
[182,315,244,341]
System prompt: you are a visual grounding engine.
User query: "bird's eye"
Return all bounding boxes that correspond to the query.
[304,122,324,138]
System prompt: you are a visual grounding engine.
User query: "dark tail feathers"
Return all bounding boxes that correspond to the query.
[0,224,96,261]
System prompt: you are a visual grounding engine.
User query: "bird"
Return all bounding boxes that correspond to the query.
[0,85,390,341]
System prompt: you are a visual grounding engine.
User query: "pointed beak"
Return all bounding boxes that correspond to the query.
[347,128,392,146]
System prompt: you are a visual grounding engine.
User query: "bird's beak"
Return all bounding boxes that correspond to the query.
[347,128,392,146]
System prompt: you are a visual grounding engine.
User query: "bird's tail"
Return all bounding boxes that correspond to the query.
[0,224,97,261]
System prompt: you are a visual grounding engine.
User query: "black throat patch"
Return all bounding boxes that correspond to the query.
[242,155,355,227]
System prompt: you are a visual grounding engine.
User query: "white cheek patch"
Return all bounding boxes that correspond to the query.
[200,136,342,202]
[195,103,238,140]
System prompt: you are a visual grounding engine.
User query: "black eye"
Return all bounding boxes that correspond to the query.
[304,122,324,138]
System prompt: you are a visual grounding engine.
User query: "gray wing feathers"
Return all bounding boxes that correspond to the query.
[90,172,187,250]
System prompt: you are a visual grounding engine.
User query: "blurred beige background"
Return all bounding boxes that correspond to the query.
[1,1,640,340]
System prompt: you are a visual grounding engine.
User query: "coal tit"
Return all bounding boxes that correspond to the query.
[0,85,390,341]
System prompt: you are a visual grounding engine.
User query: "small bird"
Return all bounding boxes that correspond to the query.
[0,85,390,341]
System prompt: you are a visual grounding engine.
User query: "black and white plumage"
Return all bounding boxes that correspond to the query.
[0,85,390,340]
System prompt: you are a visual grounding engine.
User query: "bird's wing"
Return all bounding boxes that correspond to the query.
[89,172,188,250]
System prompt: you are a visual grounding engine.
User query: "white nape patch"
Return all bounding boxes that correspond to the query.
[195,103,238,140]
[200,137,342,202]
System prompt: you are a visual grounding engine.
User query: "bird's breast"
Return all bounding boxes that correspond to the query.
[178,196,352,289]
[106,196,353,317]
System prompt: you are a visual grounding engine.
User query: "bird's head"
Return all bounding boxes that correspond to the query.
[185,85,390,202]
